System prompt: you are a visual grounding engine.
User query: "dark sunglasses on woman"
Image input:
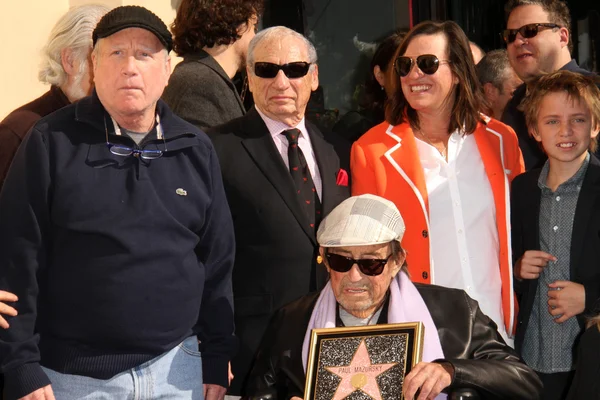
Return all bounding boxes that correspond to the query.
[254,62,312,79]
[325,252,393,276]
[394,54,451,77]
[502,23,561,44]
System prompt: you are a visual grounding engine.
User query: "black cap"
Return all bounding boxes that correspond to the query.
[92,6,173,52]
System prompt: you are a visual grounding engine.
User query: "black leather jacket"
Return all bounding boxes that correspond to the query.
[246,283,542,399]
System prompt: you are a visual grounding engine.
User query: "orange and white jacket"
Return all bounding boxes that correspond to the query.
[351,117,525,335]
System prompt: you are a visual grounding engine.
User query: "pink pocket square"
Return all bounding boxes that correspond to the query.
[336,169,349,186]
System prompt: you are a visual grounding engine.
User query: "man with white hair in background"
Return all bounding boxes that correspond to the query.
[0,4,109,191]
[477,49,523,120]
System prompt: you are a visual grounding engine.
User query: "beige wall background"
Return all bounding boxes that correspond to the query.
[0,0,179,119]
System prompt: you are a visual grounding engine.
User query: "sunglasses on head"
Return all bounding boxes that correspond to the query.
[502,23,561,44]
[325,252,393,276]
[394,54,450,78]
[254,62,312,79]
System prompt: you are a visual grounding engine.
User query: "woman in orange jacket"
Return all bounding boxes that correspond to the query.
[351,20,524,342]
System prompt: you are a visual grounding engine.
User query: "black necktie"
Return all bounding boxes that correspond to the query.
[282,129,322,230]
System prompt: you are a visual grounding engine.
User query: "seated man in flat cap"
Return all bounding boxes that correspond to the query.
[246,194,542,400]
[0,5,234,400]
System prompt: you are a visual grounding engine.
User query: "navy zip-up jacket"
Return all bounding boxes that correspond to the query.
[0,92,236,399]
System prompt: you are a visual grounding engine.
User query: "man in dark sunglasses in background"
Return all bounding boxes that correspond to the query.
[0,6,236,400]
[208,25,349,398]
[244,194,542,400]
[502,0,596,170]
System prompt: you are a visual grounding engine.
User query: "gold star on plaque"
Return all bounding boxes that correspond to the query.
[325,339,397,400]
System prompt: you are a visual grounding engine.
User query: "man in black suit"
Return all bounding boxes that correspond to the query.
[208,26,349,397]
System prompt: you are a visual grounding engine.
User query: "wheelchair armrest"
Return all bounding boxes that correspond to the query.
[450,387,480,399]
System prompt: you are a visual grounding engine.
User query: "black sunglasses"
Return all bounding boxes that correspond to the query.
[254,62,312,79]
[325,253,393,276]
[502,23,561,44]
[394,54,450,78]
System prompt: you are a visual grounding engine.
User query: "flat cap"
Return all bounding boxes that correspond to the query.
[92,6,173,52]
[317,194,405,247]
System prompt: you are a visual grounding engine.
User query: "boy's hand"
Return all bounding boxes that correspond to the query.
[514,250,556,280]
[547,281,585,323]
[0,290,18,329]
[19,385,55,400]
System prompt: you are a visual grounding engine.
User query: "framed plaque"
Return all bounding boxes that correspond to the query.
[304,322,424,400]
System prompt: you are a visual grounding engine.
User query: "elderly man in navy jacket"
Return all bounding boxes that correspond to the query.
[0,6,235,400]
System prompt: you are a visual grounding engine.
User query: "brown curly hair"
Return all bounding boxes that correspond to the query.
[171,0,265,57]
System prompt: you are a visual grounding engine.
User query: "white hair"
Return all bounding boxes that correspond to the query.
[38,4,110,86]
[246,26,318,67]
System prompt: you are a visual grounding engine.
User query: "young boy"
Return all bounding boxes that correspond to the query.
[511,70,600,400]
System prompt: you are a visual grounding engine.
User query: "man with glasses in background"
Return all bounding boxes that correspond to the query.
[208,26,349,398]
[0,6,235,400]
[502,0,595,170]
[245,194,542,400]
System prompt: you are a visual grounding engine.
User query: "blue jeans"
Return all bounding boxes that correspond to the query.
[42,336,203,399]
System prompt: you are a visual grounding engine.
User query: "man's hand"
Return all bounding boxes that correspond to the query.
[547,281,585,323]
[0,290,18,329]
[228,362,234,385]
[514,251,556,280]
[403,361,453,400]
[19,385,55,400]
[203,383,227,400]
[290,397,303,400]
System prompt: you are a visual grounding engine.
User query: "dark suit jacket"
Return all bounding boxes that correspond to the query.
[162,51,246,130]
[511,154,600,353]
[208,108,349,395]
[0,86,70,191]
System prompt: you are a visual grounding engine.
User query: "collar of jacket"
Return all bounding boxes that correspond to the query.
[49,85,71,108]
[184,50,234,83]
[75,90,200,151]
[183,50,245,110]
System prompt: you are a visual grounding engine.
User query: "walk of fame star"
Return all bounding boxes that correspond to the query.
[325,339,397,400]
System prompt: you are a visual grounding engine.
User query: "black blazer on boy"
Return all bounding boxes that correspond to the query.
[511,154,600,353]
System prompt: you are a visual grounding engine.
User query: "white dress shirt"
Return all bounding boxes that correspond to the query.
[415,131,508,341]
[256,108,322,199]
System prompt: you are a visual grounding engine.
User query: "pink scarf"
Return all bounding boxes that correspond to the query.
[301,271,447,399]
